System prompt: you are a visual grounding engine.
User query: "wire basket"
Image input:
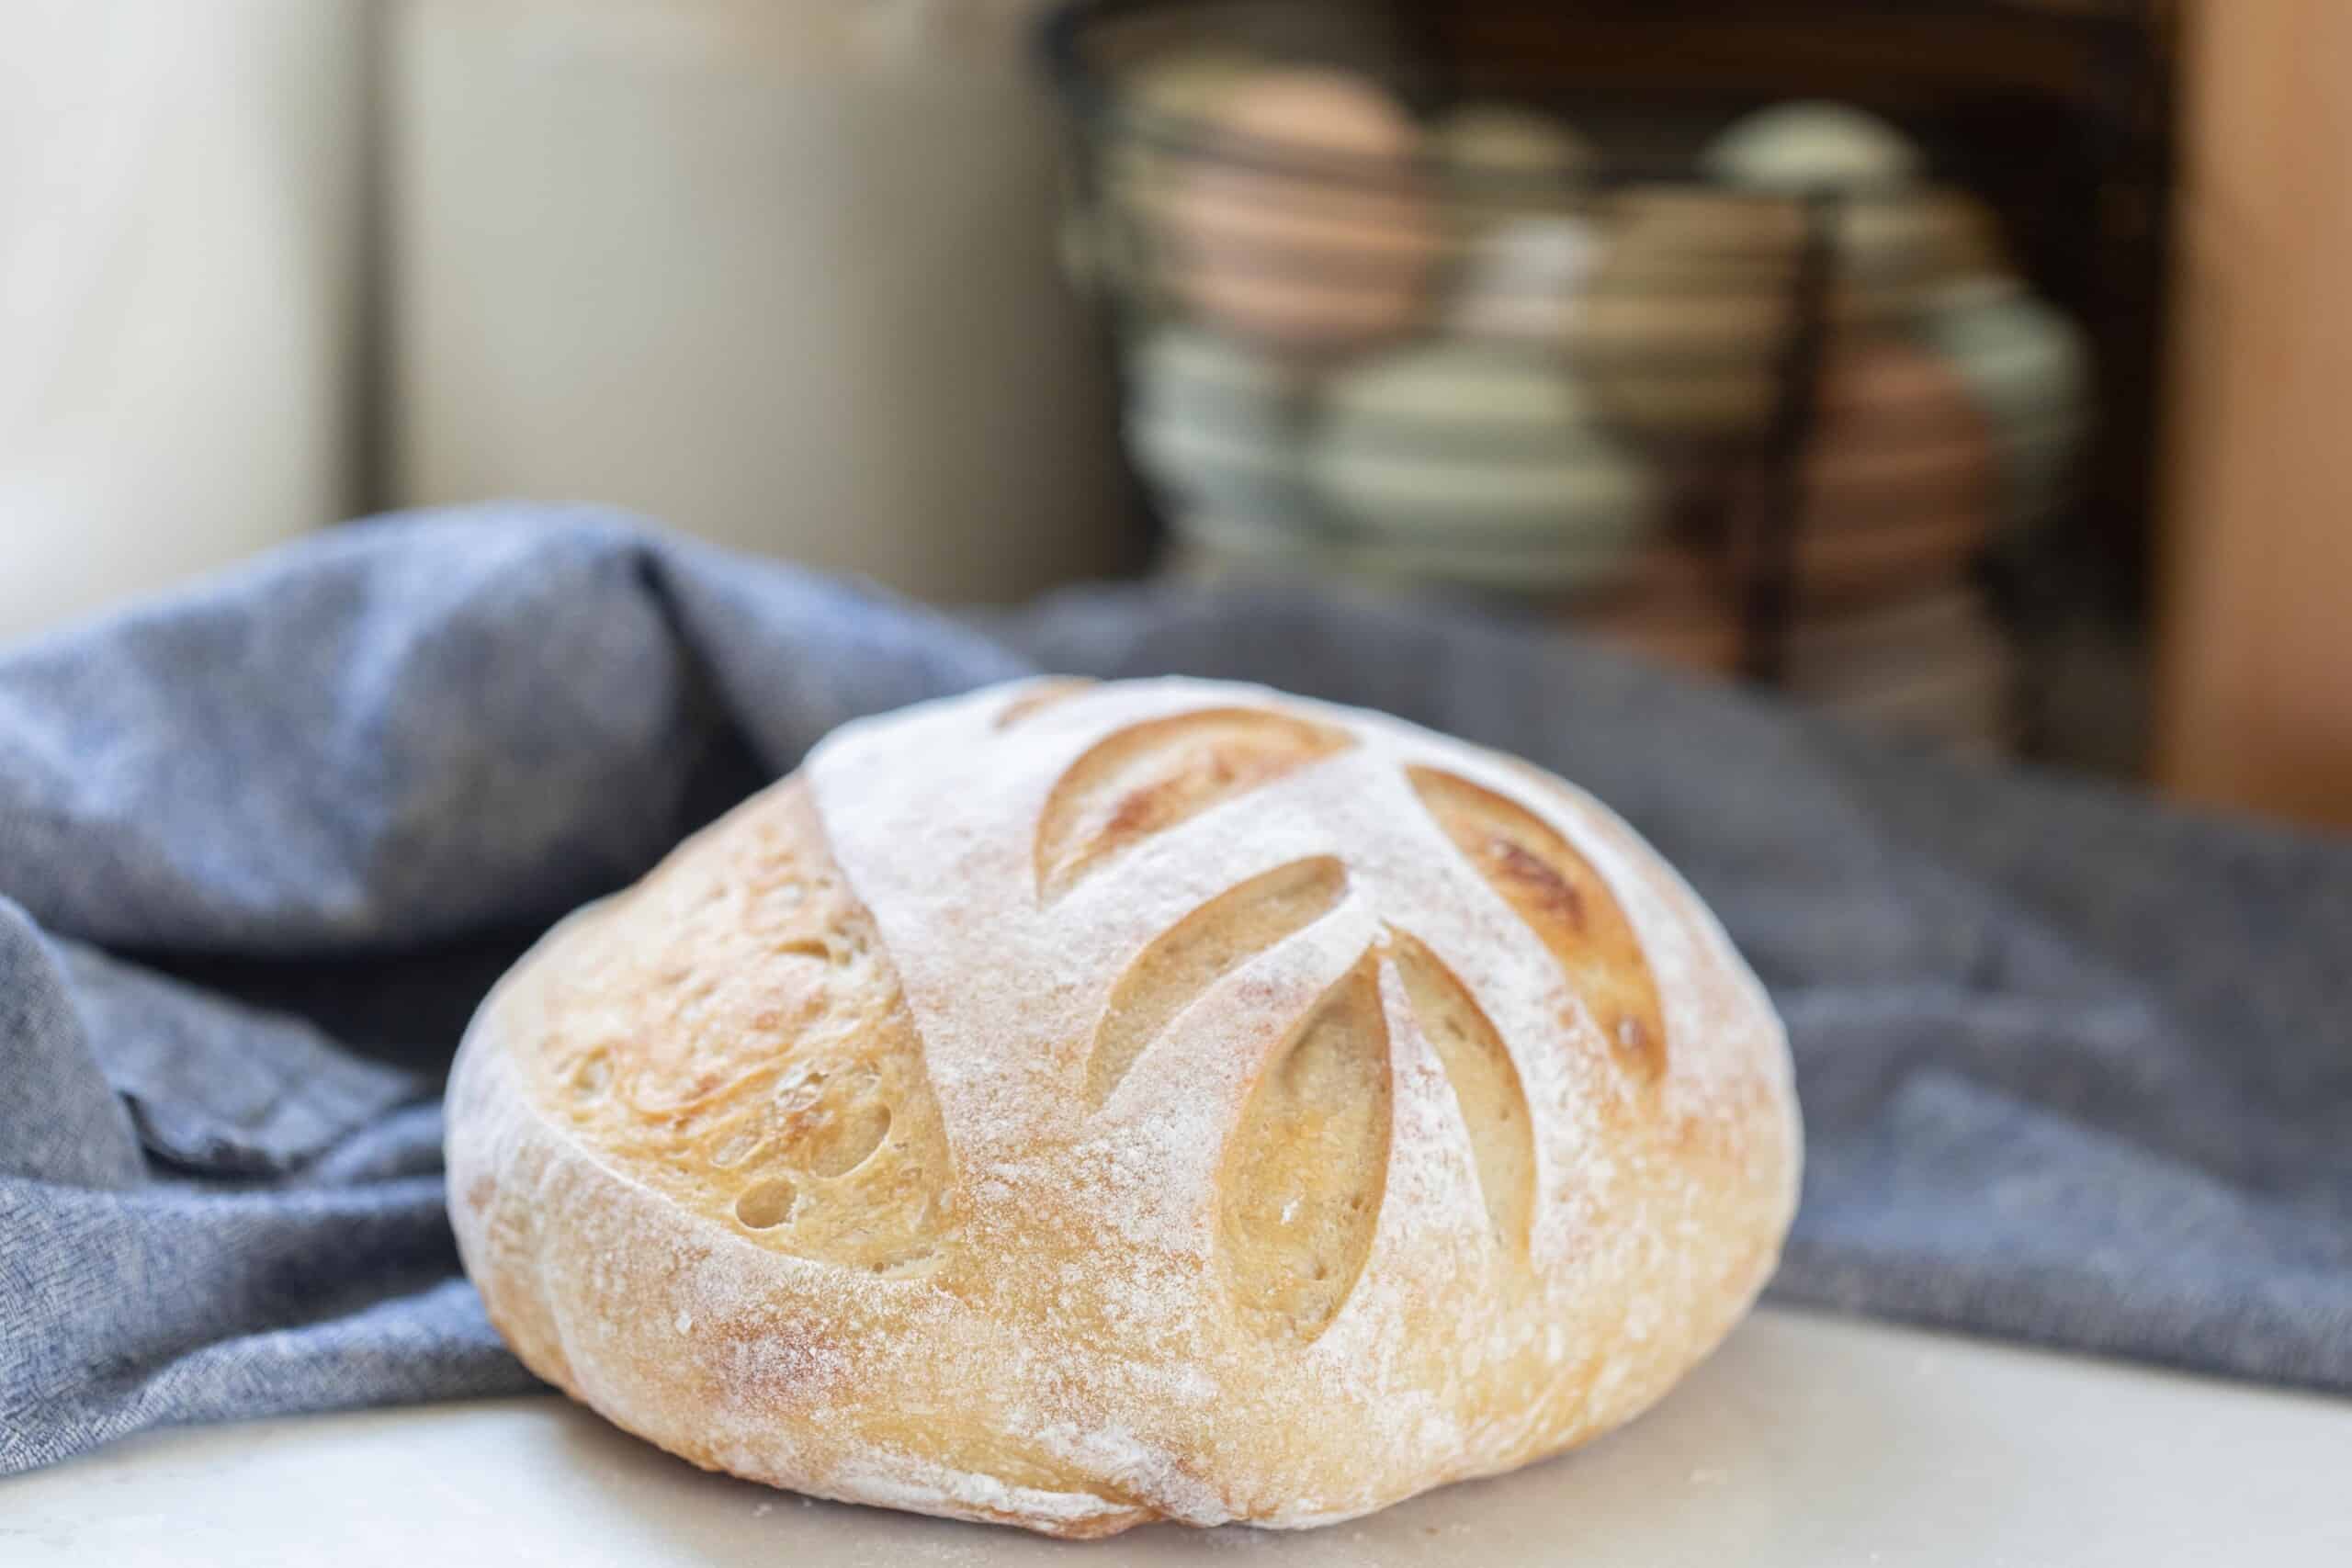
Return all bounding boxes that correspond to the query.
[1041,0,2150,755]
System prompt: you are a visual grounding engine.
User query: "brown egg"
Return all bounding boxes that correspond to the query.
[1802,591,2018,752]
[1728,338,1997,606]
[1564,185,1996,447]
[1569,546,1747,675]
[1701,103,2011,321]
[1783,589,2006,696]
[1564,186,1807,446]
[1430,103,1596,231]
[1149,68,1439,354]
[1083,51,1266,300]
[1569,547,2016,739]
[1833,186,2010,320]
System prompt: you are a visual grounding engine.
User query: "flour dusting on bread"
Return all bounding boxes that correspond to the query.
[446,677,1799,1538]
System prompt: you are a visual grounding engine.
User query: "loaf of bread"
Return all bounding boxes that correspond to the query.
[445,677,1800,1537]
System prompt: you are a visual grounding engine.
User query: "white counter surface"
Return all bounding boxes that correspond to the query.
[6,1306,2347,1566]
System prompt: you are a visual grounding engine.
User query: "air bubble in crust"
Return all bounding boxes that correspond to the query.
[735,1178,797,1230]
[807,1101,893,1177]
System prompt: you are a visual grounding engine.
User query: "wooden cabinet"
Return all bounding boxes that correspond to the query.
[2157,0,2352,829]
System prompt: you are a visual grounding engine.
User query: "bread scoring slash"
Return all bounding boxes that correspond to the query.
[445,676,1800,1538]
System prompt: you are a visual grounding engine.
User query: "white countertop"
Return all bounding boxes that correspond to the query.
[7,1306,2348,1566]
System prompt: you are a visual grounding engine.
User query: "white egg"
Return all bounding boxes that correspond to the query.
[1448,214,1607,354]
[1125,326,1309,527]
[1703,100,1925,189]
[1308,344,1659,589]
[1912,276,2094,531]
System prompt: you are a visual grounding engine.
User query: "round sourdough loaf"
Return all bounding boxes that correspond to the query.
[445,676,1800,1538]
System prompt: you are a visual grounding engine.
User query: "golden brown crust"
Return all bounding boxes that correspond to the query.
[447,677,1800,1538]
[499,781,956,1276]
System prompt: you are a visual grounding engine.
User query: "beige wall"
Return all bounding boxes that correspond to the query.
[387,0,1131,605]
[1,1,1132,649]
[0,1,367,645]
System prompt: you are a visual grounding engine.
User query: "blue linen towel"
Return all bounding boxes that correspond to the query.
[3,508,2346,1474]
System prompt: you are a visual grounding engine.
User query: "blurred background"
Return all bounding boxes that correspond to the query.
[2,0,2344,829]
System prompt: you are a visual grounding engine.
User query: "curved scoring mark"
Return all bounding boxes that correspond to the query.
[1035,707,1351,900]
[1384,928,1533,1253]
[1087,858,1347,1111]
[1218,955,1391,1341]
[994,677,1096,729]
[1408,766,1666,1077]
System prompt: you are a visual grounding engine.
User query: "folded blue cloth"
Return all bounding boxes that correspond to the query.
[4,509,2347,1473]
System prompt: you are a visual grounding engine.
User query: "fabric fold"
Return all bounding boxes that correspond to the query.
[3,507,2347,1477]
